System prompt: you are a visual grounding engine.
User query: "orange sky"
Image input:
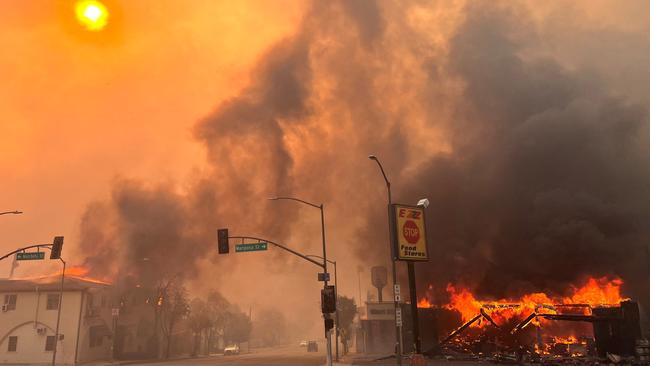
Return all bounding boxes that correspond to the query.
[0,0,304,270]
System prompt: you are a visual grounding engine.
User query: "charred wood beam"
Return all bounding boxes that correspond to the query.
[439,313,483,345]
[480,308,500,329]
[511,312,538,334]
[539,314,620,322]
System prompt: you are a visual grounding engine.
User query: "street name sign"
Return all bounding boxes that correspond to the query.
[16,252,45,261]
[318,272,331,282]
[235,242,268,252]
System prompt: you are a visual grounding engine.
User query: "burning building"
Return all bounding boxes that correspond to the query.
[416,276,647,362]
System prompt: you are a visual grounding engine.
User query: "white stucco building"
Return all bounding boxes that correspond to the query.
[0,275,113,365]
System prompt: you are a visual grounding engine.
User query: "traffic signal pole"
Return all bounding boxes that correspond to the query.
[319,203,334,366]
[51,258,66,366]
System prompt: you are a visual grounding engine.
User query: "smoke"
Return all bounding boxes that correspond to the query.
[78,0,650,317]
[406,2,650,301]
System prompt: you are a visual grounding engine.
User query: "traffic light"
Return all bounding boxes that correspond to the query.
[321,285,336,314]
[217,229,229,254]
[324,317,334,332]
[50,236,64,259]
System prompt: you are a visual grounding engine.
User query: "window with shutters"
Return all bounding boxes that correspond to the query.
[7,336,17,352]
[45,336,56,351]
[46,294,60,310]
[4,294,17,310]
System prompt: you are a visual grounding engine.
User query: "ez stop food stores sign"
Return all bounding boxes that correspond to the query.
[390,204,429,261]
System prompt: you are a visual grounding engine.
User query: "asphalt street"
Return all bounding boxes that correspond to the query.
[121,345,326,366]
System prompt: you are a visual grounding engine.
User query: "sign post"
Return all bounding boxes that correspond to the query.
[390,204,429,355]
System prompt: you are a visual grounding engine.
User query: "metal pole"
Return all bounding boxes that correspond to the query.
[408,262,421,353]
[321,204,333,366]
[52,258,66,366]
[357,269,362,305]
[334,261,340,360]
[369,155,401,365]
[267,197,332,365]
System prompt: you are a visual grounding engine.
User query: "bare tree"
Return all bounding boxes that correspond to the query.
[156,279,189,359]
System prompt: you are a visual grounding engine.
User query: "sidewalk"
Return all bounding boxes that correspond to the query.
[330,353,482,366]
[329,352,398,365]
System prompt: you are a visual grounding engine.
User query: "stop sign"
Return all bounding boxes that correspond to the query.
[402,220,420,244]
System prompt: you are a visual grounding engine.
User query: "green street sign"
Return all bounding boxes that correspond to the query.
[16,252,45,261]
[235,242,268,253]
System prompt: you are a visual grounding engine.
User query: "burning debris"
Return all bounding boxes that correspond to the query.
[419,277,649,365]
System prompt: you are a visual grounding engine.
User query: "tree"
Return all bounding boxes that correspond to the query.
[188,298,211,356]
[223,310,252,345]
[157,280,189,359]
[251,308,288,346]
[205,290,230,352]
[337,295,357,354]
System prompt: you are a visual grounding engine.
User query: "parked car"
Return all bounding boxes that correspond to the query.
[299,340,308,347]
[224,344,240,355]
[307,341,318,352]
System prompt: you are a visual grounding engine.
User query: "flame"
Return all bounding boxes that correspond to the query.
[552,335,583,345]
[418,298,433,308]
[13,265,111,285]
[418,276,626,327]
[66,266,90,277]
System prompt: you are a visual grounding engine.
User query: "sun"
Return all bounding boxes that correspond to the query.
[75,0,109,31]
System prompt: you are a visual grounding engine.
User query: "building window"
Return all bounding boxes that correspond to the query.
[45,336,56,351]
[7,336,17,352]
[4,294,17,311]
[46,294,60,310]
[89,326,103,347]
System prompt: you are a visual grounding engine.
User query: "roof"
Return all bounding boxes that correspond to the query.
[0,275,111,292]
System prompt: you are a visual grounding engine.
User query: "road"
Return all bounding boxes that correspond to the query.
[122,345,326,366]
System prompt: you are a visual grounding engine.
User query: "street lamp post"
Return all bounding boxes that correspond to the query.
[307,255,340,360]
[269,196,333,366]
[368,155,402,366]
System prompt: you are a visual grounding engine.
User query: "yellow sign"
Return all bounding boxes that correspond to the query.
[392,205,428,261]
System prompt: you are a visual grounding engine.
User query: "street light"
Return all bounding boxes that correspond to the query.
[0,210,22,216]
[368,155,402,365]
[268,196,333,366]
[307,254,340,361]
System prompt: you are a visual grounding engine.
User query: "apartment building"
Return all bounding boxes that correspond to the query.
[0,275,112,365]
